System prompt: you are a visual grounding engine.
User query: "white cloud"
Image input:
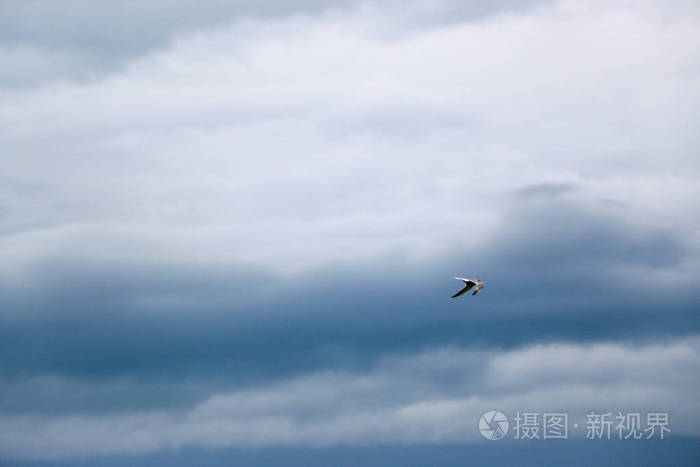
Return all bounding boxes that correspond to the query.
[1,0,699,275]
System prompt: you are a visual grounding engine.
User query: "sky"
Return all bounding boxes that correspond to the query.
[1,0,700,465]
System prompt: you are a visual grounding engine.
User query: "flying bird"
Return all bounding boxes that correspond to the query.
[451,277,484,298]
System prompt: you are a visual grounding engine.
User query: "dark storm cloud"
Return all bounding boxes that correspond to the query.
[2,337,699,459]
[1,201,697,416]
[5,439,700,467]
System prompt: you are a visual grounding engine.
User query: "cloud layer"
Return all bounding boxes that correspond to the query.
[3,337,699,459]
[2,0,699,271]
[1,0,699,463]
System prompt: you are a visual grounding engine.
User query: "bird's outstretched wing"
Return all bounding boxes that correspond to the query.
[452,279,476,298]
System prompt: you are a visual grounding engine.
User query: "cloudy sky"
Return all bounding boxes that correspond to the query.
[1,0,699,465]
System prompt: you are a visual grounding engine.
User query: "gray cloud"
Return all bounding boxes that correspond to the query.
[0,0,344,86]
[0,0,551,87]
[2,337,699,460]
[513,182,576,199]
[0,200,698,421]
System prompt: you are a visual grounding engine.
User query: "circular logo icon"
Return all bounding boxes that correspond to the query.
[479,410,509,440]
